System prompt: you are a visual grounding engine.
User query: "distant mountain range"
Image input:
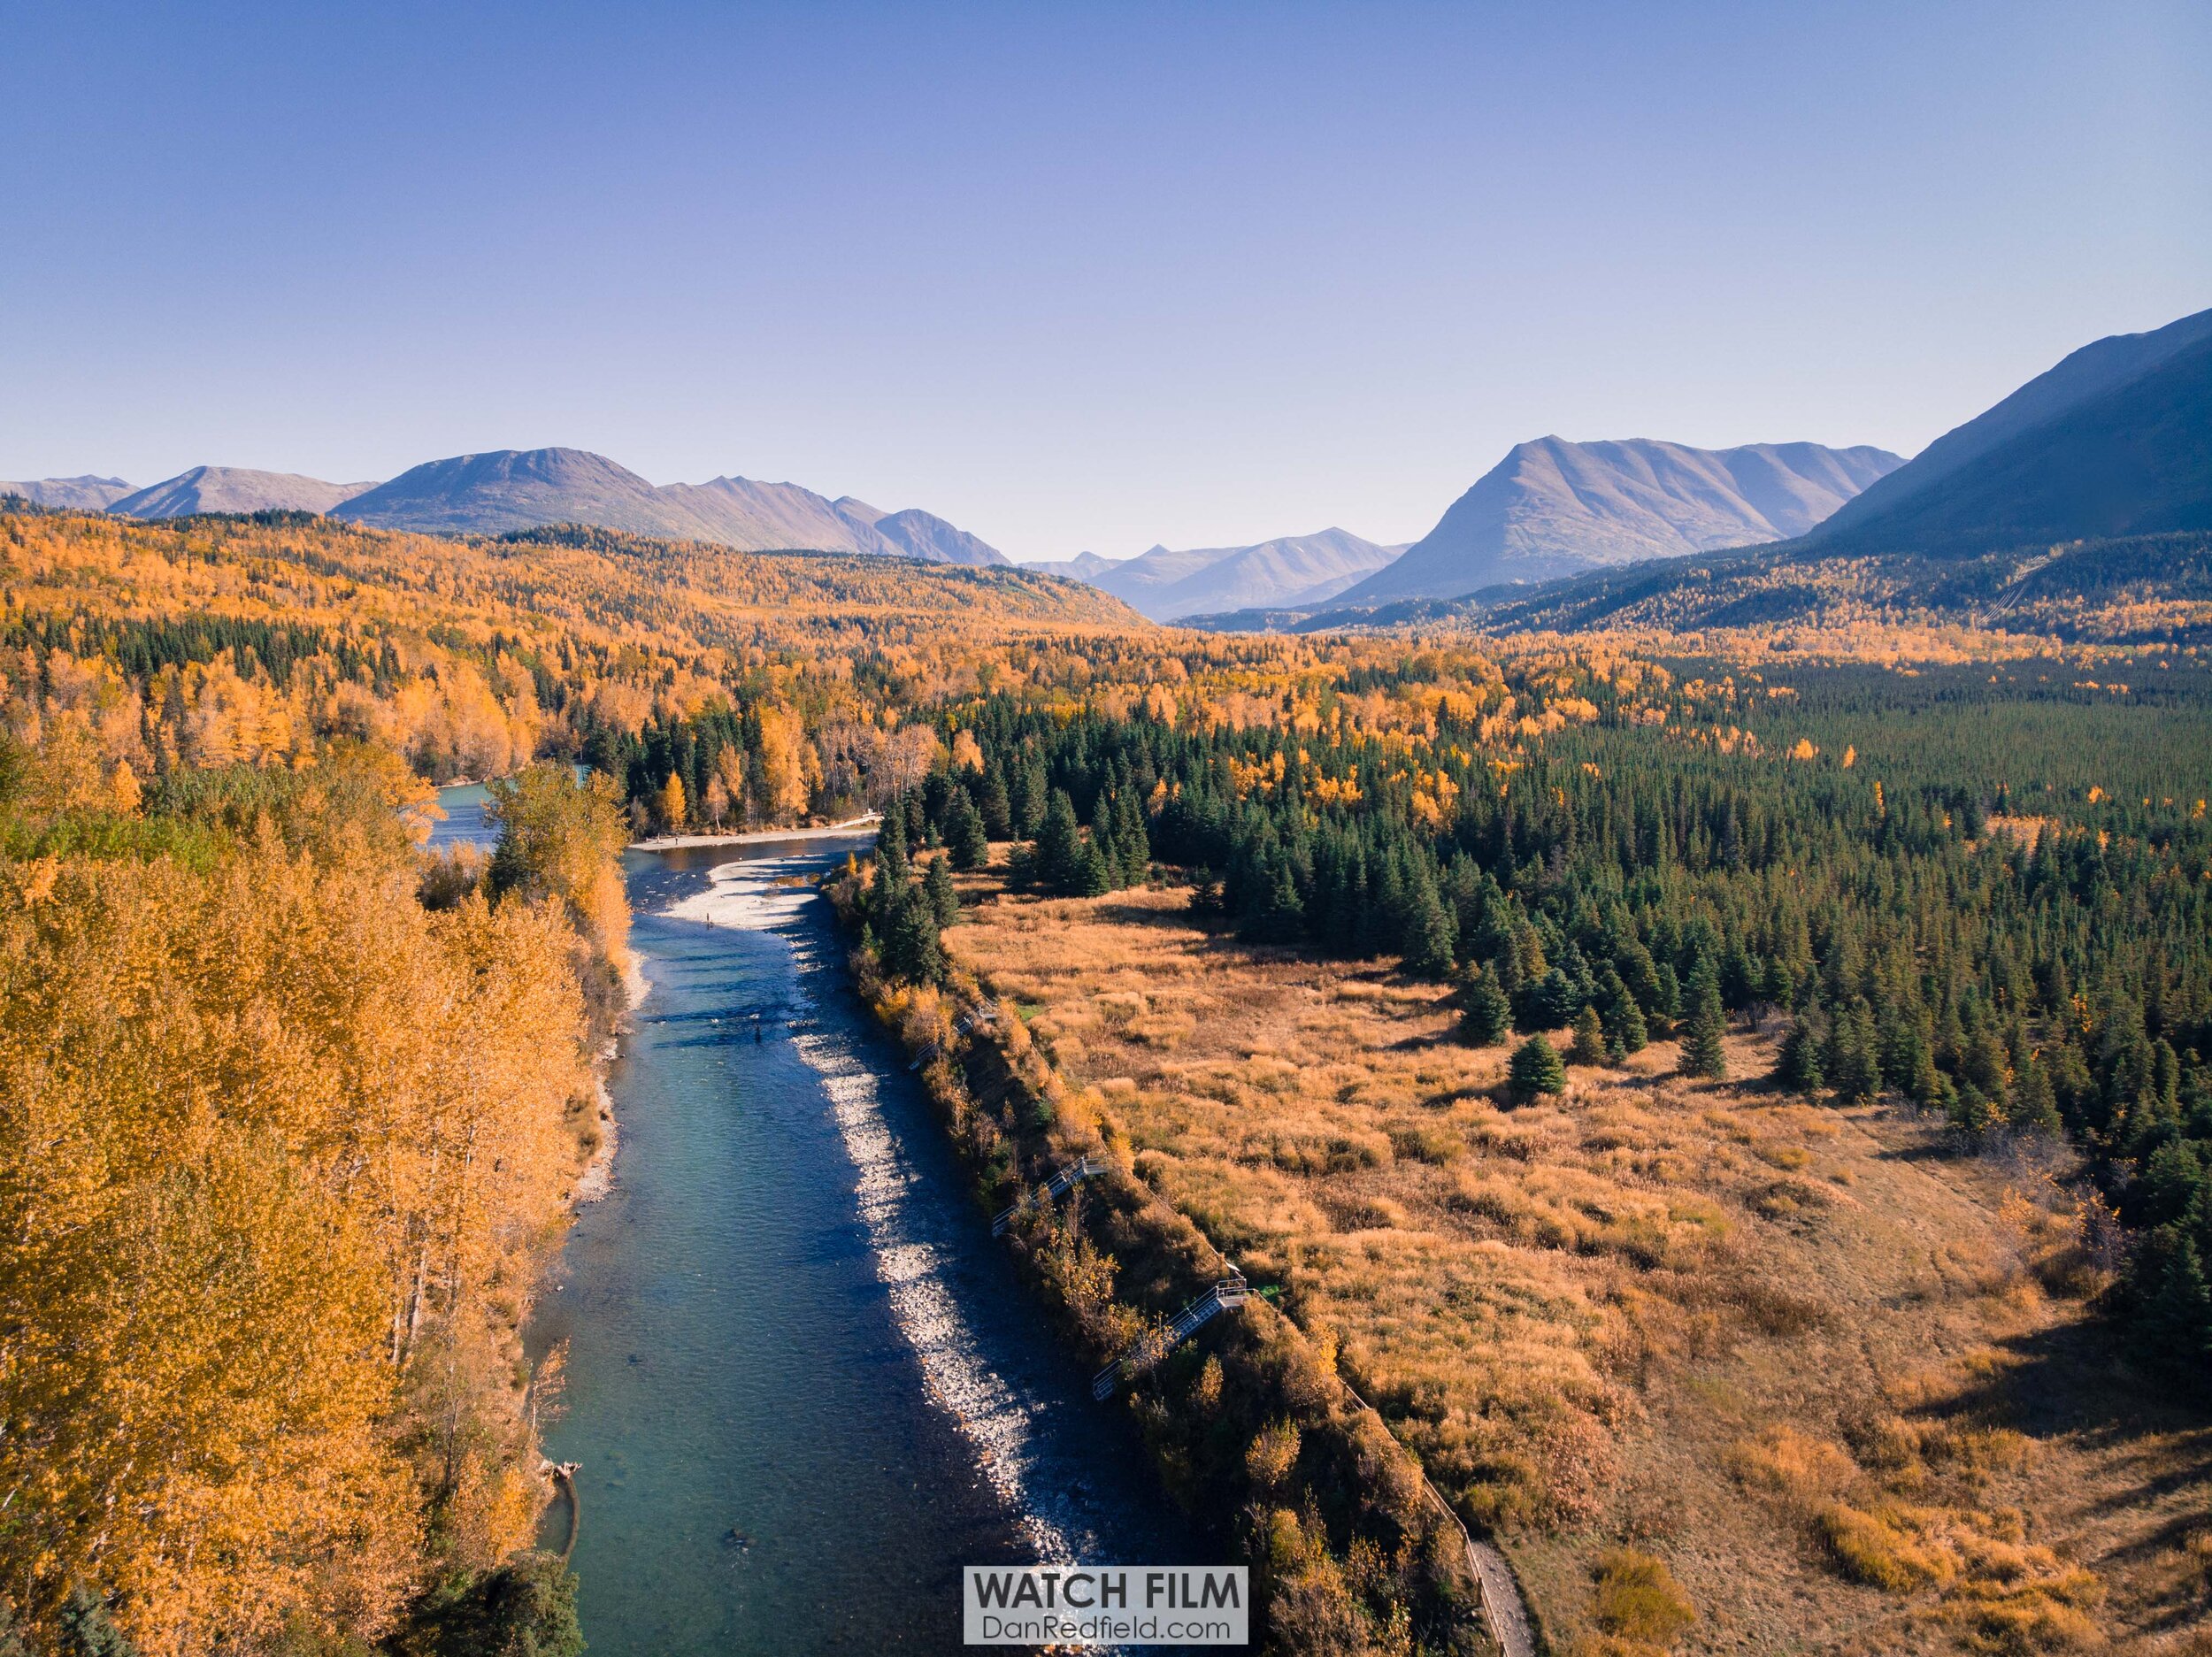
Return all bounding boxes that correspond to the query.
[111,467,380,518]
[1042,440,1898,622]
[1263,305,2212,641]
[0,447,1010,567]
[1025,529,1403,620]
[1333,439,1901,606]
[12,305,2203,625]
[0,474,136,512]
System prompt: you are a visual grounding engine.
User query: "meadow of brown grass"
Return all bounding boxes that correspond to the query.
[945,865,2212,1655]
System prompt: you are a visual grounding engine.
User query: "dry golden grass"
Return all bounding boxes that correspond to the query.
[945,867,2212,1654]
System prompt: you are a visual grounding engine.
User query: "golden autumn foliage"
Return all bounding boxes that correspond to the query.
[1,503,1731,841]
[0,741,617,1653]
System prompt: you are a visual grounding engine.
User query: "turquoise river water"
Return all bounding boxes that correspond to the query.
[454,815,1202,1655]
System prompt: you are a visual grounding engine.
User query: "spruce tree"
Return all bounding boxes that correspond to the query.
[1600,968,1647,1055]
[979,765,1014,840]
[58,1587,137,1657]
[1517,968,1578,1034]
[1079,835,1113,897]
[397,1553,584,1657]
[1458,973,1511,1047]
[2134,1233,2212,1385]
[1773,1016,1824,1094]
[868,832,908,926]
[925,855,959,929]
[1569,1005,1607,1066]
[1961,1027,2010,1101]
[2006,1058,2063,1136]
[1033,788,1085,894]
[1827,998,1882,1103]
[1114,786,1150,884]
[1947,1081,1998,1140]
[1244,860,1304,941]
[1509,1034,1568,1101]
[948,788,989,871]
[877,794,908,855]
[1089,794,1124,892]
[875,800,911,881]
[883,888,945,985]
[1402,878,1457,979]
[1680,960,1728,1080]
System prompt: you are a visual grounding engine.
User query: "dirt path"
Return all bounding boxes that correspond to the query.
[1468,1538,1537,1657]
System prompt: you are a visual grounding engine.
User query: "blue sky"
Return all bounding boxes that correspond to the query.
[3,1,2206,557]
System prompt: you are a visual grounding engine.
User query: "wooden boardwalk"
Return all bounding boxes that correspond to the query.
[1091,1273,1250,1400]
[990,1154,1107,1235]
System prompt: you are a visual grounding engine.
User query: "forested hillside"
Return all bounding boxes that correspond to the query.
[0,503,1145,1653]
[9,494,2210,1652]
[1282,530,2212,648]
[829,648,2212,1650]
[0,504,1138,826]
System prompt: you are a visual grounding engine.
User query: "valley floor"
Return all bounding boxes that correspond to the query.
[943,868,2212,1655]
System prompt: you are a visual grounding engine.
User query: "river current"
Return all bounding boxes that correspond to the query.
[507,834,1195,1654]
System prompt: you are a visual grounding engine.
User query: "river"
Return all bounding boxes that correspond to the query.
[458,809,1198,1654]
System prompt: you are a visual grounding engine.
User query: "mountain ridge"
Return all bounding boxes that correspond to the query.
[1024,529,1402,620]
[3,447,1010,567]
[0,474,136,511]
[110,467,376,518]
[1815,305,2212,541]
[1336,437,1902,605]
[1250,309,2212,641]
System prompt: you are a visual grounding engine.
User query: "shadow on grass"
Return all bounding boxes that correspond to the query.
[1936,1313,2212,1629]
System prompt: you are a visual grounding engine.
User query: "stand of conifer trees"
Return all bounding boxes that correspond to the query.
[920,681,2212,1393]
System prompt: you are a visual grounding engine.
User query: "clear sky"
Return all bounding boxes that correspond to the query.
[3,2,2207,559]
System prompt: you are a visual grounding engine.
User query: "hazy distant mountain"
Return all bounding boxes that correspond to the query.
[869,507,1006,567]
[1335,439,1901,605]
[109,467,374,518]
[1027,530,1400,620]
[0,475,134,510]
[1021,551,1129,581]
[1809,309,2212,554]
[1307,307,2212,642]
[335,448,1007,564]
[1816,306,2212,542]
[1110,530,1404,620]
[339,449,701,539]
[656,473,889,554]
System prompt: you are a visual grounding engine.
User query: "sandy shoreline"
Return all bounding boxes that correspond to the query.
[629,817,879,853]
[571,954,652,1205]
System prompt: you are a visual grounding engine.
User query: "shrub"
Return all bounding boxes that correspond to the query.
[1814,1502,1957,1592]
[1592,1547,1696,1646]
[1725,1425,1859,1507]
[1245,1419,1302,1491]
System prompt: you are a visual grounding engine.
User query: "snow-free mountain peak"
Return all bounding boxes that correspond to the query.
[1025,530,1402,620]
[0,475,136,510]
[1333,437,1902,605]
[334,449,1007,563]
[109,466,376,518]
